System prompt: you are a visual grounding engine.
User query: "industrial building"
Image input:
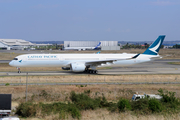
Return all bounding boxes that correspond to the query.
[0,39,34,50]
[64,41,120,50]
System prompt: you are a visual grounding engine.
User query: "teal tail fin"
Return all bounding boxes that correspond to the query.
[142,35,165,55]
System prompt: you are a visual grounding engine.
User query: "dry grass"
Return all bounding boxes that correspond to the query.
[168,62,180,65]
[80,109,180,120]
[6,83,180,120]
[20,109,180,120]
[1,84,180,102]
[0,52,20,60]
[0,75,180,84]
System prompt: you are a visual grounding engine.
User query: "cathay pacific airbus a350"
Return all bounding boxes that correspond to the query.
[9,35,165,74]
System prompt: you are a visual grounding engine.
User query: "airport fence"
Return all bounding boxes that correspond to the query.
[1,74,180,101]
[0,74,180,86]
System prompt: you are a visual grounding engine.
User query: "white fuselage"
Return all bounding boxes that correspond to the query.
[64,47,97,51]
[9,53,156,68]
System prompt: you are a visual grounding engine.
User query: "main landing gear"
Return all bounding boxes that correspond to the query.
[84,68,98,74]
[17,67,21,73]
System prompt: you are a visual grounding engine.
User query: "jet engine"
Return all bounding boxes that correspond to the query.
[70,63,86,72]
[62,67,70,70]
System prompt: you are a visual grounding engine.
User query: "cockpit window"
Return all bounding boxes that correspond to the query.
[13,58,18,60]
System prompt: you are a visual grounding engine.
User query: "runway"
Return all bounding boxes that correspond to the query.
[1,59,179,76]
[100,59,180,75]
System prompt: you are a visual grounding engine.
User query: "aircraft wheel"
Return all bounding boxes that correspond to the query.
[95,70,98,74]
[17,67,21,73]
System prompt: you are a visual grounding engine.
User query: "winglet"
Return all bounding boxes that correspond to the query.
[142,35,165,55]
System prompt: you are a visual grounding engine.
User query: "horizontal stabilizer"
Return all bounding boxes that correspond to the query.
[132,54,140,59]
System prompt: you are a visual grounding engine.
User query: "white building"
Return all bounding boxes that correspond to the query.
[0,39,34,50]
[64,41,120,50]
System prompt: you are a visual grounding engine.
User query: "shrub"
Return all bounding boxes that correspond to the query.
[5,83,10,86]
[59,110,67,120]
[158,88,180,109]
[100,95,108,107]
[131,98,151,114]
[107,102,118,112]
[40,103,53,115]
[158,88,177,103]
[117,98,131,112]
[68,104,81,119]
[39,90,49,99]
[84,90,91,95]
[15,102,37,117]
[70,91,101,110]
[148,98,163,113]
[16,101,81,119]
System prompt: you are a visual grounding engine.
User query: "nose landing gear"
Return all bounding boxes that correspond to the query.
[17,67,21,73]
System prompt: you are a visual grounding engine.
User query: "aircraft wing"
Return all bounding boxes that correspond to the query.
[85,54,140,66]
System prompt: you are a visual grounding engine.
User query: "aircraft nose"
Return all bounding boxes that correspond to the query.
[9,61,14,66]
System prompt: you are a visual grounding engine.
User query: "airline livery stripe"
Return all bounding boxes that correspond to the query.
[65,58,99,60]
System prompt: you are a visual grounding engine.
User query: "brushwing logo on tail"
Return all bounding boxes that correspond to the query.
[149,39,161,54]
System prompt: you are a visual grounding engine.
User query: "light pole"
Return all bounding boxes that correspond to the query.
[26,72,28,102]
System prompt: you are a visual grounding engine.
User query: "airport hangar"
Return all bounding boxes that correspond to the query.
[64,41,121,51]
[0,39,120,51]
[0,39,51,50]
[0,39,35,50]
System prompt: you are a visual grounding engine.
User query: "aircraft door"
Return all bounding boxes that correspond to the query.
[99,56,106,60]
[59,56,64,62]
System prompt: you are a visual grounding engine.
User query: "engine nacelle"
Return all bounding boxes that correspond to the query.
[70,63,86,72]
[62,67,70,70]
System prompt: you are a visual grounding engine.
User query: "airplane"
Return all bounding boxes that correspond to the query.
[64,42,101,51]
[9,35,165,74]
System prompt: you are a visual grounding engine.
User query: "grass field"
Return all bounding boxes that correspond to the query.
[0,74,180,84]
[5,84,180,120]
[168,62,180,65]
[1,83,179,102]
[20,109,180,120]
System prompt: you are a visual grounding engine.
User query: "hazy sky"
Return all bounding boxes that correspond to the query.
[0,0,180,41]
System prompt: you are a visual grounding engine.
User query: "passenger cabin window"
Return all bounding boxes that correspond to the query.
[13,58,18,60]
